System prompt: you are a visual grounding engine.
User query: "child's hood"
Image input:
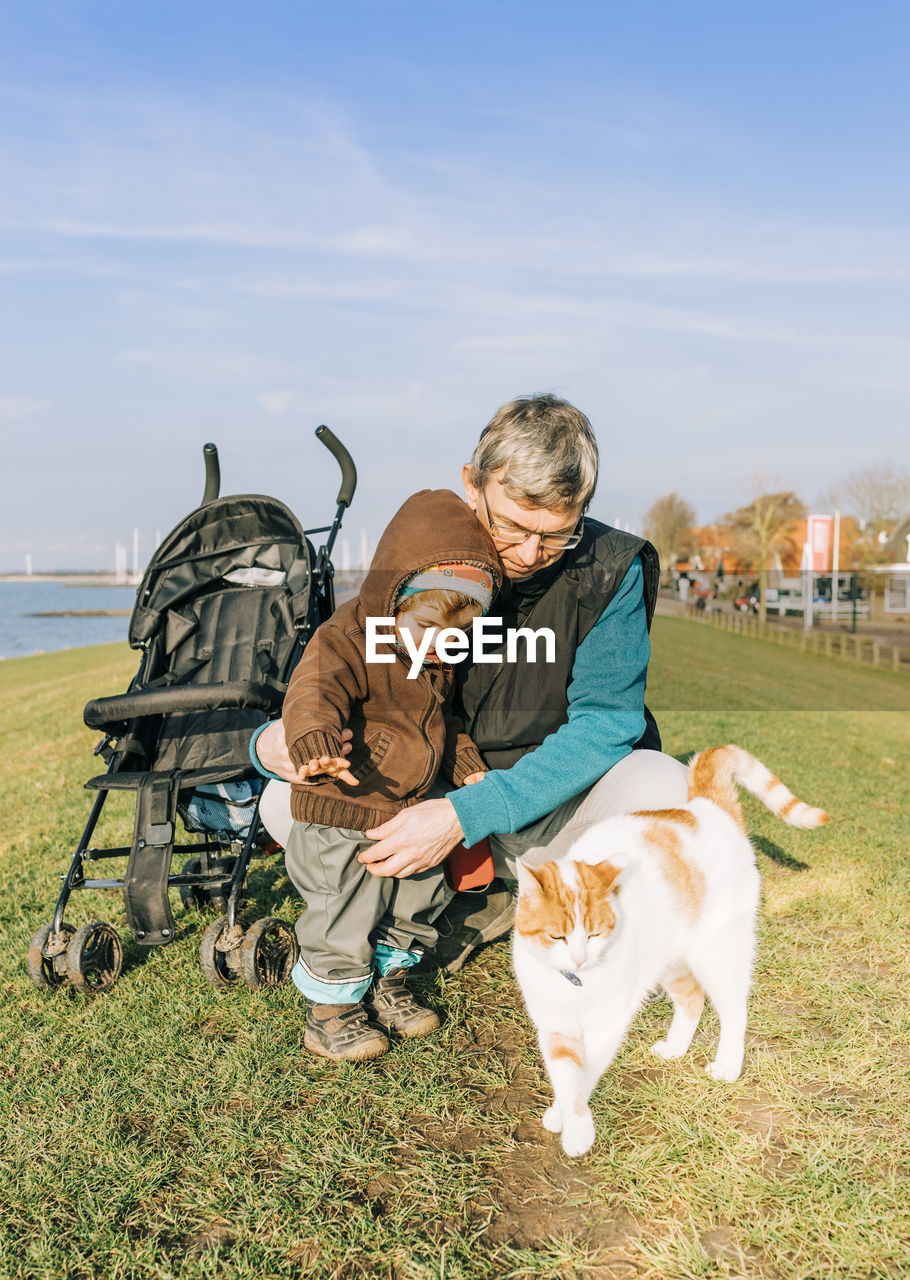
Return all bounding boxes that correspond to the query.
[357,489,502,619]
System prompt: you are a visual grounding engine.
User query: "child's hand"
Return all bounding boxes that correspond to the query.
[297,755,359,787]
[461,771,487,786]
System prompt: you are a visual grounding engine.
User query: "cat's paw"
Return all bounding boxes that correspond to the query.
[561,1109,595,1159]
[650,1039,682,1060]
[705,1058,741,1083]
[542,1104,563,1133]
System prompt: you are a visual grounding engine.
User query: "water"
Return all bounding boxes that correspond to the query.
[0,580,138,659]
[0,572,368,660]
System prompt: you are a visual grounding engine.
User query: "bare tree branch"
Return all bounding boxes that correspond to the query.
[721,491,807,623]
[642,493,696,572]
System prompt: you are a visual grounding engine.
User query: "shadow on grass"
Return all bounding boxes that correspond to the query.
[665,751,811,870]
[752,834,809,871]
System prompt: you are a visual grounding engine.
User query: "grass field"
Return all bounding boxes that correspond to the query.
[2,621,909,1279]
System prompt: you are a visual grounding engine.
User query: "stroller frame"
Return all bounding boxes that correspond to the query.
[27,426,356,994]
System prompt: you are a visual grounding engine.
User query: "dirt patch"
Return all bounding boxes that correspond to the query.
[793,1081,873,1107]
[466,1120,641,1254]
[744,1031,791,1053]
[467,1082,544,1121]
[619,1065,666,1091]
[700,1224,783,1278]
[180,1218,236,1253]
[469,1154,641,1253]
[760,1143,802,1179]
[393,1109,492,1163]
[285,1238,322,1269]
[403,1088,641,1259]
[733,1091,799,1139]
[117,1111,158,1146]
[843,957,893,979]
[451,1020,531,1071]
[198,1013,237,1042]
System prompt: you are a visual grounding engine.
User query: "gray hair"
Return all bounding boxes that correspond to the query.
[467,393,599,510]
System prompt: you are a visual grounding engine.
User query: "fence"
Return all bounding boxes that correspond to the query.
[664,603,910,676]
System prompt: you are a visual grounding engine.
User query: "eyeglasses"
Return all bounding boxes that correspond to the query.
[481,490,583,550]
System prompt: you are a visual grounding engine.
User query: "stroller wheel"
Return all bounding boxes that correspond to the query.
[66,921,124,994]
[199,915,247,990]
[27,922,76,989]
[240,917,298,990]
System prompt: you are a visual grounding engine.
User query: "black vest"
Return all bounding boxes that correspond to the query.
[457,519,661,770]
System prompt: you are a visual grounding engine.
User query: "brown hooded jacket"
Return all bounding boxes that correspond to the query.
[282,489,502,832]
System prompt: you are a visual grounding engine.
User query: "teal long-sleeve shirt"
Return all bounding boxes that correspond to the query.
[447,556,649,847]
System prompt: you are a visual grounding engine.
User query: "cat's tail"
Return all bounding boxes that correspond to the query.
[688,744,830,829]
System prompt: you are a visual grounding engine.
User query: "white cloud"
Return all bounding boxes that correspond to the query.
[0,396,50,421]
[233,275,408,301]
[116,347,274,380]
[456,333,573,353]
[257,390,298,417]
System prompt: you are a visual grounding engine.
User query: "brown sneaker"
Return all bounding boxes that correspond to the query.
[304,1002,389,1061]
[364,970,440,1037]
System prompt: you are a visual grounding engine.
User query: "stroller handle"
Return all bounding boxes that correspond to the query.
[315,425,357,509]
[201,443,220,504]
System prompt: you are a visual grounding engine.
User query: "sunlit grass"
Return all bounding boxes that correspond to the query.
[2,629,908,1278]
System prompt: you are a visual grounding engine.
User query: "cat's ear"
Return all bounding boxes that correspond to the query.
[575,860,623,895]
[516,860,547,895]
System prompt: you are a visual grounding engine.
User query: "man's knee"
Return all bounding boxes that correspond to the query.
[602,749,689,813]
[259,779,293,847]
[555,749,688,831]
[522,750,689,865]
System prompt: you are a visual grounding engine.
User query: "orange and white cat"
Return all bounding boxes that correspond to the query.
[512,745,829,1158]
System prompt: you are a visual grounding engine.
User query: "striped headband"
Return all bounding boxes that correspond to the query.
[395,562,494,614]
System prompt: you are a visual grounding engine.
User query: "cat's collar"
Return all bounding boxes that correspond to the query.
[561,970,582,987]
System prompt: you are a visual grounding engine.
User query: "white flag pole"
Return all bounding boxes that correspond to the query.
[831,509,840,623]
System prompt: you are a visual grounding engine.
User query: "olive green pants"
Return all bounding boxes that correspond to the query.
[284,817,452,1004]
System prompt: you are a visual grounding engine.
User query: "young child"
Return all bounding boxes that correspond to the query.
[276,489,500,1061]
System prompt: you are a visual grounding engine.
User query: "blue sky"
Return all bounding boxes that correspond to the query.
[1,1,908,570]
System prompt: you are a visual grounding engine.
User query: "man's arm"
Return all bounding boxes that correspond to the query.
[361,556,648,874]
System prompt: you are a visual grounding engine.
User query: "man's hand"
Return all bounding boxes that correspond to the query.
[461,771,486,785]
[255,719,352,784]
[362,799,464,878]
[298,755,359,787]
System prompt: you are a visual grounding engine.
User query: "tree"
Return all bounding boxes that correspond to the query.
[820,461,910,565]
[722,491,806,624]
[642,493,696,573]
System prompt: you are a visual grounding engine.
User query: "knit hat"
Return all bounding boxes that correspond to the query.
[394,561,494,614]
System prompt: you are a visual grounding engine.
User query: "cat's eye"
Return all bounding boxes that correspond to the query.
[546,933,567,943]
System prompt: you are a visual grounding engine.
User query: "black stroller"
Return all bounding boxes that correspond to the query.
[26,427,356,995]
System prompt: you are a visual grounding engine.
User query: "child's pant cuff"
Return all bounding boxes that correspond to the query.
[373,943,422,976]
[292,958,372,1005]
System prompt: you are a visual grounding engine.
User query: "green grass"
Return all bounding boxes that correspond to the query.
[1,625,909,1279]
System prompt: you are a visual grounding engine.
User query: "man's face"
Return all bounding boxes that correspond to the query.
[462,465,584,581]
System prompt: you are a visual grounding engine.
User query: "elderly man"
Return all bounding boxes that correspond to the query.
[255,393,688,971]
